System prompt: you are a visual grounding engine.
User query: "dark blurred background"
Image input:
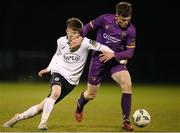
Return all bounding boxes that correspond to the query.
[0,0,180,83]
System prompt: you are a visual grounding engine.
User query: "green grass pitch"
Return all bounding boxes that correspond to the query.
[0,82,180,132]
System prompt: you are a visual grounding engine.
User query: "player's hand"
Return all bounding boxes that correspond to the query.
[70,36,83,49]
[99,51,115,63]
[38,69,49,77]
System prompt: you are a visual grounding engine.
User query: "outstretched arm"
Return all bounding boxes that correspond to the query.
[100,26,136,62]
[114,47,135,60]
[88,40,127,64]
[38,69,49,77]
[114,26,136,60]
[81,15,104,37]
[81,22,94,37]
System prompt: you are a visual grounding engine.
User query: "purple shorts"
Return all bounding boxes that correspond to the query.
[88,55,128,85]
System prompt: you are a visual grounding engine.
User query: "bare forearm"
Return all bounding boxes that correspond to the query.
[99,45,114,53]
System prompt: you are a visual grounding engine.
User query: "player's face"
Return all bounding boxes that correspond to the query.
[115,15,131,29]
[66,28,80,42]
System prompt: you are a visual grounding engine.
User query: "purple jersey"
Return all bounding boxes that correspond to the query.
[82,14,136,85]
[83,14,136,60]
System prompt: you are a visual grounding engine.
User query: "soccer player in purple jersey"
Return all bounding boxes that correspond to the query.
[75,2,136,131]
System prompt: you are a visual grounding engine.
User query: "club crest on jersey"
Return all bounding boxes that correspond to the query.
[64,53,80,63]
[120,31,127,37]
[105,24,109,30]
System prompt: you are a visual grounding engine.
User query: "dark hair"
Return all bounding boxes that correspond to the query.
[116,2,132,17]
[66,17,83,33]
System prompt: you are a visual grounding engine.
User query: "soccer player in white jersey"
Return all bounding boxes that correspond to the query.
[3,17,117,130]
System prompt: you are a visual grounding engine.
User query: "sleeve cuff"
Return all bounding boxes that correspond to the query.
[46,67,51,72]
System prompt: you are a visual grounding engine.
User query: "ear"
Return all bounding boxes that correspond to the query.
[115,14,119,20]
